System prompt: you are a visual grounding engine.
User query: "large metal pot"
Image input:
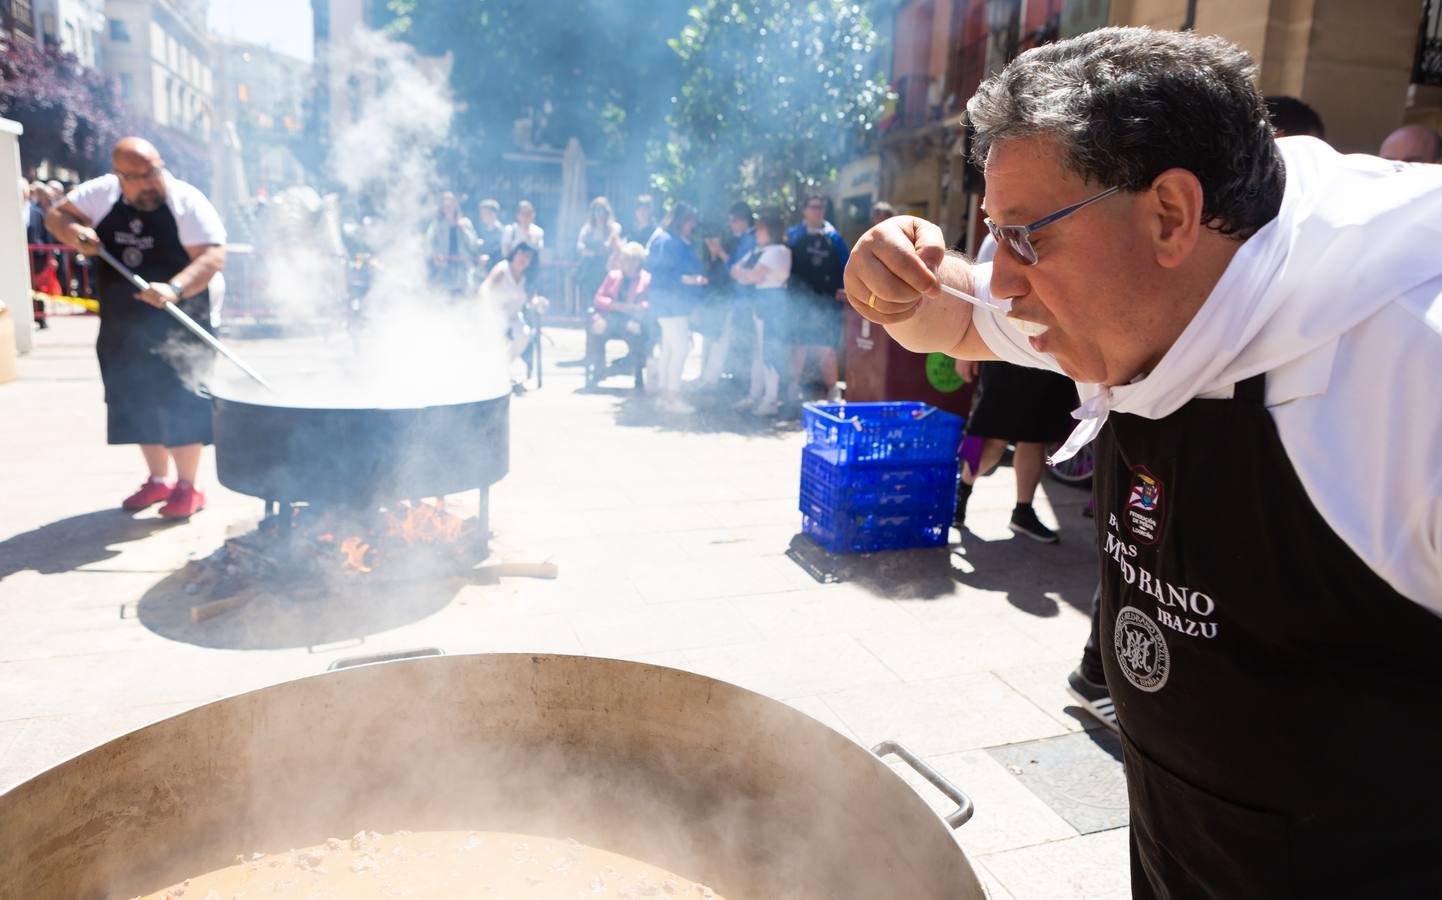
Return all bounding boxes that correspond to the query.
[211,392,510,508]
[0,654,988,899]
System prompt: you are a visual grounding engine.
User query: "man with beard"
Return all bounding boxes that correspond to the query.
[47,137,226,518]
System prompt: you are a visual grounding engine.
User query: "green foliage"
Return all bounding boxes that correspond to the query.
[652,0,889,214]
[385,0,689,170]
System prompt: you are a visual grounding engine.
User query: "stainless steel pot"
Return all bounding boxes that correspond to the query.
[0,654,989,898]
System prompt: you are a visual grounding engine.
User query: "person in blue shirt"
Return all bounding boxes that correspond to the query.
[645,201,708,413]
[785,194,849,403]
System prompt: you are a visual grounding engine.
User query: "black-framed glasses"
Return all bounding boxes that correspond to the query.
[985,186,1120,265]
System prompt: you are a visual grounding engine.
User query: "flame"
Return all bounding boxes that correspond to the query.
[384,499,465,546]
[338,536,373,573]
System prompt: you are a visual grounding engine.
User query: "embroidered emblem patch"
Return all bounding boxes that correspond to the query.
[1124,465,1164,545]
[121,246,144,268]
[1114,606,1170,693]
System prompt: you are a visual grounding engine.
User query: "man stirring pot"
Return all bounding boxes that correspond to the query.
[47,137,227,518]
[848,27,1442,899]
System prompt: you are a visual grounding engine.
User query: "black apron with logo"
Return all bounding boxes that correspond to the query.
[95,197,214,446]
[1095,373,1442,899]
[787,230,844,346]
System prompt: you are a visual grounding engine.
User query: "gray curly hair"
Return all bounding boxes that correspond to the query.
[966,27,1283,240]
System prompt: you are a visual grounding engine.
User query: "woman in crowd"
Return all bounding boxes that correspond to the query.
[576,196,622,303]
[588,241,651,390]
[644,201,707,414]
[730,213,791,416]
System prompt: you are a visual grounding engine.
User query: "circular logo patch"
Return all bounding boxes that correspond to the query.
[121,246,144,269]
[924,352,965,393]
[1113,606,1170,693]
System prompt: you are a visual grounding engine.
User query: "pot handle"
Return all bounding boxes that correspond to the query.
[872,740,975,829]
[326,647,445,671]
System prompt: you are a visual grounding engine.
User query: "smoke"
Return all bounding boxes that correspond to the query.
[212,29,510,406]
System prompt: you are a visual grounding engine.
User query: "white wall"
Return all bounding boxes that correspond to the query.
[0,119,35,354]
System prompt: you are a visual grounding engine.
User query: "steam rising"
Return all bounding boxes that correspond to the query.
[211,29,509,407]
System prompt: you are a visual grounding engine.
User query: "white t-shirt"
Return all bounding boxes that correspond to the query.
[752,243,792,290]
[970,138,1442,612]
[66,172,226,246]
[486,259,530,317]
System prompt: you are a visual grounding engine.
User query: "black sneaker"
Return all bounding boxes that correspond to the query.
[1066,667,1118,732]
[1009,504,1059,543]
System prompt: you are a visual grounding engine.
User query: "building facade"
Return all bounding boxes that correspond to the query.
[101,0,213,143]
[213,38,309,196]
[32,0,104,67]
[862,0,1430,252]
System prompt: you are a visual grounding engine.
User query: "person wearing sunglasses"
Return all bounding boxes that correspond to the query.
[847,27,1442,900]
[46,136,226,520]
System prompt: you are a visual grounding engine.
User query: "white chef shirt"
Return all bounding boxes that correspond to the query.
[66,171,226,247]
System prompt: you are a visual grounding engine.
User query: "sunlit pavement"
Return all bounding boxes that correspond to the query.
[0,315,1128,899]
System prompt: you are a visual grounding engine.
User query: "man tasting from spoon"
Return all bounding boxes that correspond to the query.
[847,26,1442,899]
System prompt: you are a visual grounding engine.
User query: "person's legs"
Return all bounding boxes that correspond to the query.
[169,444,203,485]
[955,438,1009,528]
[788,345,808,402]
[818,346,840,399]
[1009,441,1059,542]
[961,438,1009,485]
[1068,583,1117,731]
[657,316,692,409]
[1013,441,1045,503]
[742,316,766,406]
[158,443,207,518]
[140,444,170,479]
[700,307,732,385]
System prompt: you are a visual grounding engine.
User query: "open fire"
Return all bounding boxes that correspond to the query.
[315,500,471,573]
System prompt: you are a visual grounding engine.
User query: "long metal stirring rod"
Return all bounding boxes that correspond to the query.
[90,243,278,394]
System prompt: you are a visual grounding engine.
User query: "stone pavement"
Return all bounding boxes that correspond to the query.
[0,315,1130,899]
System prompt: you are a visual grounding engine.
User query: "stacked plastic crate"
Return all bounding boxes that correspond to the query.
[799,402,965,554]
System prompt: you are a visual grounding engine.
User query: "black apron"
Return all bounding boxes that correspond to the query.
[95,197,214,446]
[1095,373,1442,899]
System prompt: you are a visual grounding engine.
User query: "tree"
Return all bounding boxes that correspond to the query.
[653,0,889,215]
[0,42,123,176]
[384,1,688,171]
[0,42,211,187]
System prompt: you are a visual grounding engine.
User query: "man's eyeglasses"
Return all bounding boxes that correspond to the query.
[115,165,165,183]
[985,186,1120,265]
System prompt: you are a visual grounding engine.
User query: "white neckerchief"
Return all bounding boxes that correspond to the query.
[1045,137,1442,464]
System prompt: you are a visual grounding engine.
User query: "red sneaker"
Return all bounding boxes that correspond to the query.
[122,479,174,511]
[159,483,206,519]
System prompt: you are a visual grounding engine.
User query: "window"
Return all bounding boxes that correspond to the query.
[108,18,130,42]
[119,73,134,100]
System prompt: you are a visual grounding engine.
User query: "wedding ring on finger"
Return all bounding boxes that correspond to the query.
[868,292,877,309]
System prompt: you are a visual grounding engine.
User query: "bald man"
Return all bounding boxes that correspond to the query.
[46,137,226,518]
[1379,124,1442,164]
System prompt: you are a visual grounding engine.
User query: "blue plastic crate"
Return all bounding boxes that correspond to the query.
[803,402,965,467]
[802,504,952,554]
[799,447,958,517]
